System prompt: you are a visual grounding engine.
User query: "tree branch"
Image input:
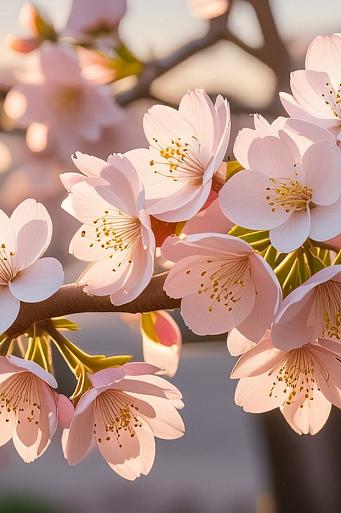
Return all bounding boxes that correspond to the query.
[117,13,230,106]
[5,272,180,338]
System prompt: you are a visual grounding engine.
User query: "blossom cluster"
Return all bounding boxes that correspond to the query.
[60,33,341,437]
[1,17,341,481]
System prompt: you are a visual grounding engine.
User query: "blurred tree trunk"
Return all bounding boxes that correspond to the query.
[262,409,341,513]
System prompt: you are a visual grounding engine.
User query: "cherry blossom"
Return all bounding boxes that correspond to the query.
[272,265,341,350]
[141,311,182,377]
[7,2,57,54]
[60,151,107,192]
[163,233,281,339]
[63,362,184,480]
[0,355,70,462]
[280,33,341,141]
[4,43,122,157]
[0,198,63,334]
[220,133,341,253]
[62,153,155,305]
[232,334,341,435]
[234,114,336,164]
[127,89,230,222]
[63,0,126,46]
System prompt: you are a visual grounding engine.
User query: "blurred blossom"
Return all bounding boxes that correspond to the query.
[0,156,64,210]
[78,48,119,84]
[7,2,57,54]
[63,0,127,48]
[141,311,182,377]
[78,46,142,85]
[187,0,229,20]
[5,42,123,157]
[0,140,12,175]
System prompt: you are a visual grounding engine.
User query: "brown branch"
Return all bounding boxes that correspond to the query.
[117,12,230,106]
[116,2,292,113]
[5,272,180,338]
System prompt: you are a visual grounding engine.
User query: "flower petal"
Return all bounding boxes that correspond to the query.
[226,329,255,356]
[290,70,339,122]
[305,34,341,89]
[0,286,20,334]
[72,151,107,176]
[234,374,283,413]
[231,337,283,378]
[15,219,50,271]
[281,387,331,435]
[269,209,311,253]
[309,197,341,241]
[236,254,281,342]
[220,170,290,230]
[303,141,341,205]
[9,257,64,303]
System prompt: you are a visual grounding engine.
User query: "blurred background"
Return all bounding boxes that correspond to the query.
[0,1,340,512]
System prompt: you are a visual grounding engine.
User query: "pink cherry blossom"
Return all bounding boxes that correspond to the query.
[62,153,155,305]
[0,199,63,334]
[280,33,341,141]
[272,265,341,350]
[162,233,281,339]
[63,362,184,480]
[220,132,341,253]
[60,151,107,192]
[0,355,68,462]
[63,0,126,44]
[4,43,122,157]
[234,114,335,165]
[7,3,56,54]
[127,89,230,222]
[187,0,229,20]
[231,334,341,435]
[78,48,118,84]
[227,328,257,356]
[141,311,182,377]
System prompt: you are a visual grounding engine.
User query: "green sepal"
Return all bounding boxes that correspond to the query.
[52,318,80,331]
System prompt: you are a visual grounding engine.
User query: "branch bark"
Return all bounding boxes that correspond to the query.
[5,272,180,338]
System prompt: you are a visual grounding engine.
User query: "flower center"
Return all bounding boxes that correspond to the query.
[85,21,115,37]
[95,390,142,447]
[314,281,341,340]
[186,255,251,313]
[149,136,204,184]
[266,177,312,213]
[0,372,41,425]
[268,348,326,407]
[81,209,141,271]
[321,80,341,120]
[0,243,17,284]
[54,87,81,113]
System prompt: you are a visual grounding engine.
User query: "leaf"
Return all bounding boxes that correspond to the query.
[52,318,80,331]
[226,160,243,180]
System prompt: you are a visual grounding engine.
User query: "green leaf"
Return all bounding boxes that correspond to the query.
[52,318,80,331]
